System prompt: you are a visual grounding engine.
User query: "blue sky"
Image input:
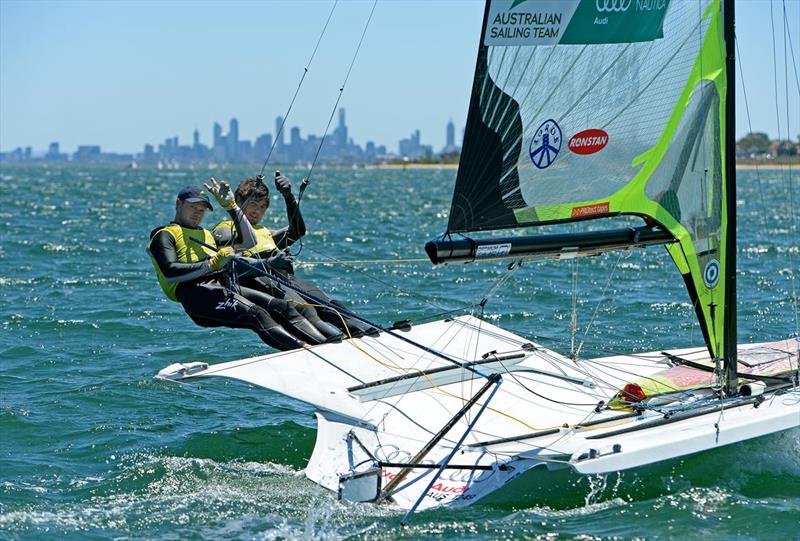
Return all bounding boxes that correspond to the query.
[1,0,798,154]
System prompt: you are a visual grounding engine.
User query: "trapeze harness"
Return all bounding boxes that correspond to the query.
[212,219,377,339]
[147,207,335,350]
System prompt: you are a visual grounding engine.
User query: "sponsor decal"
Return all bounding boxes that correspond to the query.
[568,129,609,155]
[529,119,562,169]
[596,0,632,12]
[486,0,668,47]
[476,243,512,259]
[571,202,610,218]
[703,259,720,288]
[485,0,581,46]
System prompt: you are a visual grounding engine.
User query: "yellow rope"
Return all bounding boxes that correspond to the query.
[296,257,430,266]
[290,299,584,433]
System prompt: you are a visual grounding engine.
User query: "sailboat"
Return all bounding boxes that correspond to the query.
[157,0,799,522]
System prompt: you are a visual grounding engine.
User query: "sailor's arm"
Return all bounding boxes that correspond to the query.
[205,178,257,251]
[273,173,306,250]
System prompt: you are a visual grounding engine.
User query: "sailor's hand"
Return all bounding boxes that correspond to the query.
[267,250,294,273]
[209,246,236,271]
[204,177,237,210]
[274,172,292,196]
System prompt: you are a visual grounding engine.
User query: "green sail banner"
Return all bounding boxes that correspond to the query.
[449,0,729,358]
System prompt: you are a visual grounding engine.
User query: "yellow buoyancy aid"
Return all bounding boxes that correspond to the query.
[213,220,276,257]
[148,224,217,301]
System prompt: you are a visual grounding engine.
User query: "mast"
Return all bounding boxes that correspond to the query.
[723,0,738,395]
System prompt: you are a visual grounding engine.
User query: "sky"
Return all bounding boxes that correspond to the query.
[1,0,798,154]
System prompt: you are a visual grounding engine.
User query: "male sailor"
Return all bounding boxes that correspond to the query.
[213,173,377,338]
[147,179,330,350]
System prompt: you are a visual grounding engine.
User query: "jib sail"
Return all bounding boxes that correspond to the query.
[445,0,732,361]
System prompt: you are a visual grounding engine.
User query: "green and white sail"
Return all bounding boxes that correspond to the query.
[447,0,731,360]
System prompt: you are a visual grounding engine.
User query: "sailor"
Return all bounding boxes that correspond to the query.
[147,179,330,350]
[213,173,377,338]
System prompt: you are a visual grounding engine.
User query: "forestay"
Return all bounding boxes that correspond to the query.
[448,0,731,362]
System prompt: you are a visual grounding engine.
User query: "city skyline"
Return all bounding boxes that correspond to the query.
[1,1,798,154]
[0,109,459,164]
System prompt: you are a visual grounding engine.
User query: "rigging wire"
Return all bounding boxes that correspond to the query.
[298,0,378,203]
[735,36,768,211]
[300,244,475,318]
[781,0,799,337]
[574,250,626,361]
[258,0,339,176]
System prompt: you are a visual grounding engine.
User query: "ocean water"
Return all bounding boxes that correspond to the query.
[1,164,798,540]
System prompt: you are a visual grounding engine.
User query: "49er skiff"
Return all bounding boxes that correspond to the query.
[157,0,799,523]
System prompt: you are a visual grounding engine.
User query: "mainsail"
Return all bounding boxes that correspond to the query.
[443,0,732,365]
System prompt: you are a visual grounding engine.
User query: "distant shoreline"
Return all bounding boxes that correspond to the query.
[371,162,800,171]
[1,161,797,171]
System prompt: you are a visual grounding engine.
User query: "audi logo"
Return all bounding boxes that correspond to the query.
[596,0,632,12]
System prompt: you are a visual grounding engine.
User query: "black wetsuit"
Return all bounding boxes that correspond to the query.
[148,205,329,350]
[213,190,377,339]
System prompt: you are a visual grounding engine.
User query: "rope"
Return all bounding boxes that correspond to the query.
[297,257,430,266]
[258,0,339,175]
[574,250,626,360]
[299,0,378,199]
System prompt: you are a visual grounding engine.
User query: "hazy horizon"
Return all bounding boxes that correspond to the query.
[1,0,798,155]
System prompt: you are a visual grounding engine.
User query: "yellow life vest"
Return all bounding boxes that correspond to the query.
[213,220,276,257]
[148,224,217,301]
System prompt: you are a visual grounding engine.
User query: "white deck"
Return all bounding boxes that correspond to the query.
[157,317,800,511]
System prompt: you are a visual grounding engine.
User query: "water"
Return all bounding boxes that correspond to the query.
[1,164,798,540]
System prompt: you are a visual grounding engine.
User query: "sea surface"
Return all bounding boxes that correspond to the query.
[1,164,798,540]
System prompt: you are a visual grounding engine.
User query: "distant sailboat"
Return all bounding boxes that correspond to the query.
[157,0,799,522]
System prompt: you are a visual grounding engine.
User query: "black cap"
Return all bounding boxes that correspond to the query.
[177,185,213,210]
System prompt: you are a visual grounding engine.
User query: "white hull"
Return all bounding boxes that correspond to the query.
[157,316,800,512]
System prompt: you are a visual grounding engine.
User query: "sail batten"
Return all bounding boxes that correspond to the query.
[440,0,732,361]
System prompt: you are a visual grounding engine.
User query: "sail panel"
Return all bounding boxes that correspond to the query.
[447,0,730,358]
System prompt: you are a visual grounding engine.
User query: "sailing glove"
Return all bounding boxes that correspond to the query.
[206,178,237,210]
[209,246,235,271]
[267,250,294,273]
[275,174,292,196]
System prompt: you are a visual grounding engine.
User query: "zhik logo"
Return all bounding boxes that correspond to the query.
[215,297,238,310]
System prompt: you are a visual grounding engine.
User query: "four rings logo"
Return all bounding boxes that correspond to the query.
[596,0,632,12]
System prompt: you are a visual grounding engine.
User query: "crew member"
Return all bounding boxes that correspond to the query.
[213,173,377,338]
[147,179,329,350]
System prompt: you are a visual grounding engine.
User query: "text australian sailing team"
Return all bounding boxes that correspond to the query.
[147,173,375,350]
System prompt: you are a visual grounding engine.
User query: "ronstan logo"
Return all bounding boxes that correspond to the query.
[596,0,632,12]
[568,129,609,155]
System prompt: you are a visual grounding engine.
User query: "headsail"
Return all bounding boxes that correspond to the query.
[444,0,732,362]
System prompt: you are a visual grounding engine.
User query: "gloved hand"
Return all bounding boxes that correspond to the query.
[209,246,235,271]
[267,250,294,273]
[204,177,237,210]
[274,171,292,196]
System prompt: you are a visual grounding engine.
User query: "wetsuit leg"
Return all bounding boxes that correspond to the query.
[237,285,329,345]
[245,276,343,342]
[176,281,305,351]
[286,275,380,338]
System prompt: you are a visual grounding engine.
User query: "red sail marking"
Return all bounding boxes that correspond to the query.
[568,129,609,155]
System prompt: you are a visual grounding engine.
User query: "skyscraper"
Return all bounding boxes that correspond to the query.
[334,108,348,149]
[193,128,200,149]
[227,118,239,161]
[446,119,455,148]
[275,116,285,148]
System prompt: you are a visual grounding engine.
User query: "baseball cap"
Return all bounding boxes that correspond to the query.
[177,185,213,210]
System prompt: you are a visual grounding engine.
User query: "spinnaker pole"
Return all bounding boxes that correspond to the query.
[723,0,738,395]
